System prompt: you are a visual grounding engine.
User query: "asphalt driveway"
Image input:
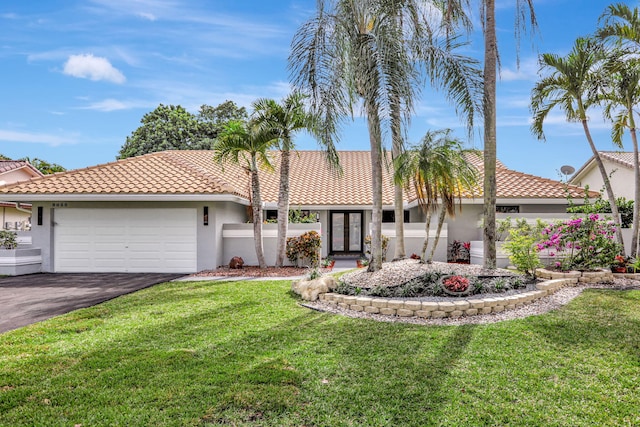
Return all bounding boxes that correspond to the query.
[0,273,183,334]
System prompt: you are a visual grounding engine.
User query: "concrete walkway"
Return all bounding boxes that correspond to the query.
[0,273,182,334]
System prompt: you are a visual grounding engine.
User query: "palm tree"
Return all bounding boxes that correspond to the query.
[290,0,481,271]
[252,91,320,267]
[440,0,536,269]
[213,120,277,268]
[597,3,640,256]
[531,37,626,254]
[395,129,478,262]
[600,53,640,257]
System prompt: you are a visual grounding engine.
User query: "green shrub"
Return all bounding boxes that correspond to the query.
[0,231,17,250]
[503,219,546,278]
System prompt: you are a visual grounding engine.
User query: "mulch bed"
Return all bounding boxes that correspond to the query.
[191,266,316,277]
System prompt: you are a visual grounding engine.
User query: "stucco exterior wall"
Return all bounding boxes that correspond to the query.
[572,158,634,200]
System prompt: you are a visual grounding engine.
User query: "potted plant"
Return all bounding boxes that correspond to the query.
[321,256,335,270]
[440,275,473,296]
[627,257,640,274]
[356,257,369,268]
[611,255,627,273]
[448,240,470,264]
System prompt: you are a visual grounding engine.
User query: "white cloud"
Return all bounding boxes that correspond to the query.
[0,129,78,146]
[82,99,129,111]
[137,12,157,21]
[63,54,126,84]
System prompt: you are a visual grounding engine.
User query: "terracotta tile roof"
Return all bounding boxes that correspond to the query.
[0,160,43,177]
[0,151,249,197]
[463,152,596,200]
[0,149,594,202]
[597,151,638,169]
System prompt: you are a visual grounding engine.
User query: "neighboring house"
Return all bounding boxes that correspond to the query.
[569,151,638,200]
[0,160,44,230]
[0,150,595,274]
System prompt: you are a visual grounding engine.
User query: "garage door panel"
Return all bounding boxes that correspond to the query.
[54,208,197,273]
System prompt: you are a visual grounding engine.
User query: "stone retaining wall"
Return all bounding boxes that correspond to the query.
[319,278,581,319]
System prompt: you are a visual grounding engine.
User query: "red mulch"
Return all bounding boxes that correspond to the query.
[190,266,316,277]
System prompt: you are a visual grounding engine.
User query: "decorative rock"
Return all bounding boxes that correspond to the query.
[465,308,478,316]
[431,311,447,318]
[415,310,432,318]
[450,310,464,318]
[380,307,396,316]
[364,306,380,314]
[291,276,338,301]
[397,309,414,317]
[351,305,364,312]
[229,256,244,269]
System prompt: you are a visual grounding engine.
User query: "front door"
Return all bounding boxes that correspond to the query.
[330,211,363,255]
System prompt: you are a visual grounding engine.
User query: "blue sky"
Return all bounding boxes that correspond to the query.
[0,0,635,180]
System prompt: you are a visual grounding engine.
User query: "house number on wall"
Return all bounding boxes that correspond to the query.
[52,202,69,208]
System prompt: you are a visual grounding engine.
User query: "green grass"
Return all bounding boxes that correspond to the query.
[1,280,639,426]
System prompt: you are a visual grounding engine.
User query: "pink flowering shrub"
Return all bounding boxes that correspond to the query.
[536,214,621,271]
[442,275,470,293]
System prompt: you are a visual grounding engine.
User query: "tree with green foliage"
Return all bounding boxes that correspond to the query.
[394,129,478,263]
[118,101,247,159]
[212,120,277,269]
[290,0,481,271]
[531,37,626,255]
[252,91,321,267]
[23,158,66,174]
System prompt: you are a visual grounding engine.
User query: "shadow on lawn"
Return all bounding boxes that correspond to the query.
[526,289,640,363]
[1,281,480,426]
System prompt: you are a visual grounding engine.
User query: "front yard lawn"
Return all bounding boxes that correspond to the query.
[1,279,639,426]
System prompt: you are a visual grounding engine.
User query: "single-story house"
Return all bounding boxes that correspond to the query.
[0,150,595,274]
[569,151,638,201]
[0,160,43,230]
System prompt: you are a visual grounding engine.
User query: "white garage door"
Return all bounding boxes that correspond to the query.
[54,208,197,273]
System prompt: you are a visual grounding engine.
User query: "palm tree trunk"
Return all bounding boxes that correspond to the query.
[250,165,267,268]
[482,0,497,269]
[428,206,447,263]
[630,125,639,257]
[275,149,291,267]
[581,119,626,255]
[390,91,406,261]
[368,110,384,272]
[421,210,432,262]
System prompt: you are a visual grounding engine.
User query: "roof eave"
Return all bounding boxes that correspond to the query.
[0,193,251,205]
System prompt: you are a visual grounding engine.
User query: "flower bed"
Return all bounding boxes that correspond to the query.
[319,277,575,319]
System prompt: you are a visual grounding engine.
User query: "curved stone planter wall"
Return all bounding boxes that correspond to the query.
[318,267,616,319]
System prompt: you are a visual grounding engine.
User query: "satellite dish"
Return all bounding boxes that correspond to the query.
[560,165,575,176]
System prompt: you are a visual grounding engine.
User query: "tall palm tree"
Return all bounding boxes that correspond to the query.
[531,37,626,254]
[290,0,481,271]
[440,0,536,269]
[597,3,640,256]
[600,53,640,257]
[252,91,320,267]
[395,129,478,262]
[213,120,276,268]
